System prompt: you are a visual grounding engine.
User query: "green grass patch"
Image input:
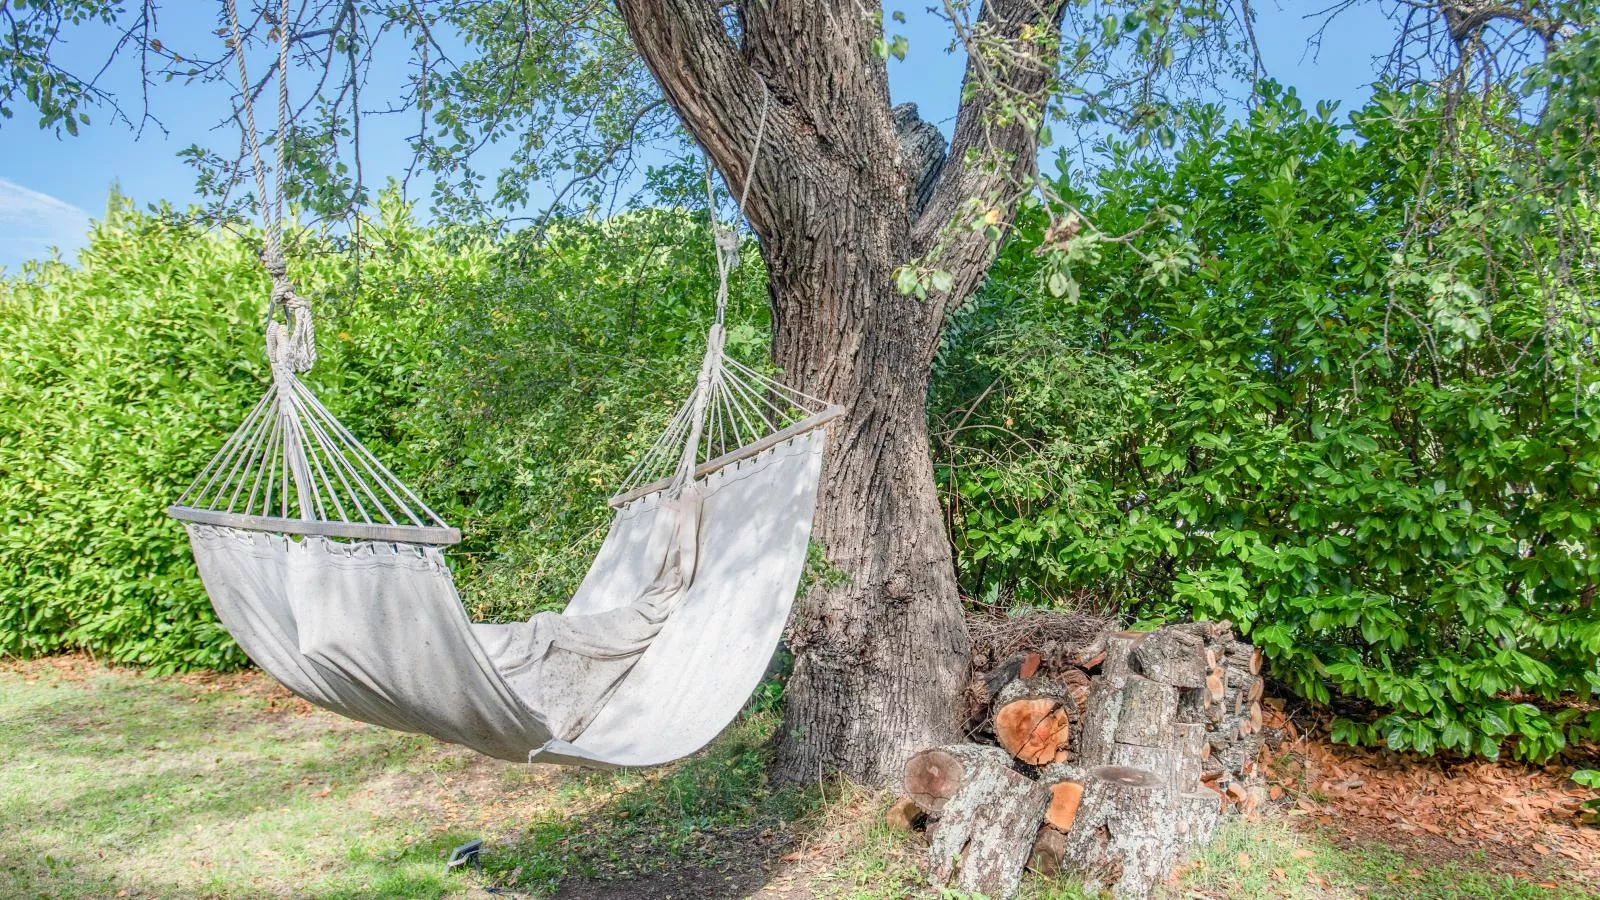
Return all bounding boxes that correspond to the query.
[0,660,817,898]
[1179,818,1590,900]
[479,710,822,895]
[2,660,1589,899]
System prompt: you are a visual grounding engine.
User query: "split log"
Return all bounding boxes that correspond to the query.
[1130,628,1208,688]
[905,744,1012,816]
[927,752,1050,900]
[1028,827,1067,876]
[993,676,1072,765]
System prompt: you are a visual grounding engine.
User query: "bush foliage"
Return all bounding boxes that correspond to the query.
[0,192,762,670]
[4,89,1595,763]
[937,87,1600,762]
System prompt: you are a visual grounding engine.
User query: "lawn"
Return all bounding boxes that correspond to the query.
[1,658,1593,899]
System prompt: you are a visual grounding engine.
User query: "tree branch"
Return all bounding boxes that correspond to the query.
[912,0,1067,319]
[614,0,790,236]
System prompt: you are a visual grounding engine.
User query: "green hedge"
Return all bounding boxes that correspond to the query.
[0,193,760,671]
[7,91,1597,765]
[0,196,460,670]
[938,87,1600,762]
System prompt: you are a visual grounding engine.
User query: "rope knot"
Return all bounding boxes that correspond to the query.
[259,248,316,374]
[713,226,740,271]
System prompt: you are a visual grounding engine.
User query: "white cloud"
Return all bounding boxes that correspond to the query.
[0,178,93,273]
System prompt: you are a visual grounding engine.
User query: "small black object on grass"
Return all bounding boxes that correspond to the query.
[445,838,483,875]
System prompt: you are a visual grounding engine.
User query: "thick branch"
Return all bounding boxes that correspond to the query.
[614,0,786,234]
[913,0,1067,315]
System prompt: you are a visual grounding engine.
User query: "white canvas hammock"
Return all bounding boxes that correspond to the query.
[171,5,833,767]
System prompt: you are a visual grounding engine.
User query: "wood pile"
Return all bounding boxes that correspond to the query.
[895,617,1269,900]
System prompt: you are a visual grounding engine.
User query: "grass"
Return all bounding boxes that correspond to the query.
[0,659,813,898]
[1180,818,1595,900]
[1,658,1592,899]
[0,662,485,898]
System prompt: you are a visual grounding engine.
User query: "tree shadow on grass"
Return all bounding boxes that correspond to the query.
[1,663,822,899]
[477,712,824,899]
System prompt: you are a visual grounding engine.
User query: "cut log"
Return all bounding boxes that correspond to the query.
[1058,765,1173,900]
[1044,779,1085,832]
[1224,641,1258,688]
[993,676,1072,765]
[1074,633,1140,767]
[905,744,1013,816]
[1171,722,1207,792]
[1174,789,1224,845]
[1176,684,1220,726]
[927,752,1050,900]
[982,653,1032,701]
[1059,667,1092,716]
[1029,826,1067,876]
[1113,676,1178,748]
[1110,742,1179,782]
[1130,628,1207,688]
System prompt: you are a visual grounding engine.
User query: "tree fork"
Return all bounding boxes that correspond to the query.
[616,0,1067,786]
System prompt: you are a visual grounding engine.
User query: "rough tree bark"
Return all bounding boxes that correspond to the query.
[614,0,1067,784]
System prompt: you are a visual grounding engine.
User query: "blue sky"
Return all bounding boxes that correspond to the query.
[1,3,1396,272]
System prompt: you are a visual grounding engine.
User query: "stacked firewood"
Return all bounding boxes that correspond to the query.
[895,619,1268,900]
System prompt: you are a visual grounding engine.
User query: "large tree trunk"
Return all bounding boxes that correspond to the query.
[615,0,1065,786]
[768,231,969,782]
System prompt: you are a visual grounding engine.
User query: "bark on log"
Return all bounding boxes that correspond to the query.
[1058,765,1173,900]
[927,753,1050,900]
[993,676,1072,765]
[905,744,1013,815]
[1112,676,1178,748]
[1074,633,1140,767]
[1131,628,1208,688]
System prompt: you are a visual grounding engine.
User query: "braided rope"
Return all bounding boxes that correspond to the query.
[705,83,770,328]
[669,83,773,494]
[223,0,315,374]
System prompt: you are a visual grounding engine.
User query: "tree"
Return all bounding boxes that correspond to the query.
[5,0,1594,785]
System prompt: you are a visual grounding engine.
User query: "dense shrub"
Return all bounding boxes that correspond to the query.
[0,193,472,669]
[398,209,770,618]
[0,191,753,670]
[937,87,1600,761]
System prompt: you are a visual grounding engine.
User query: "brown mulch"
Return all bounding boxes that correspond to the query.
[1263,730,1600,884]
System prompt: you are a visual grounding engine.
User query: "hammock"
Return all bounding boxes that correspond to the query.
[171,4,833,767]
